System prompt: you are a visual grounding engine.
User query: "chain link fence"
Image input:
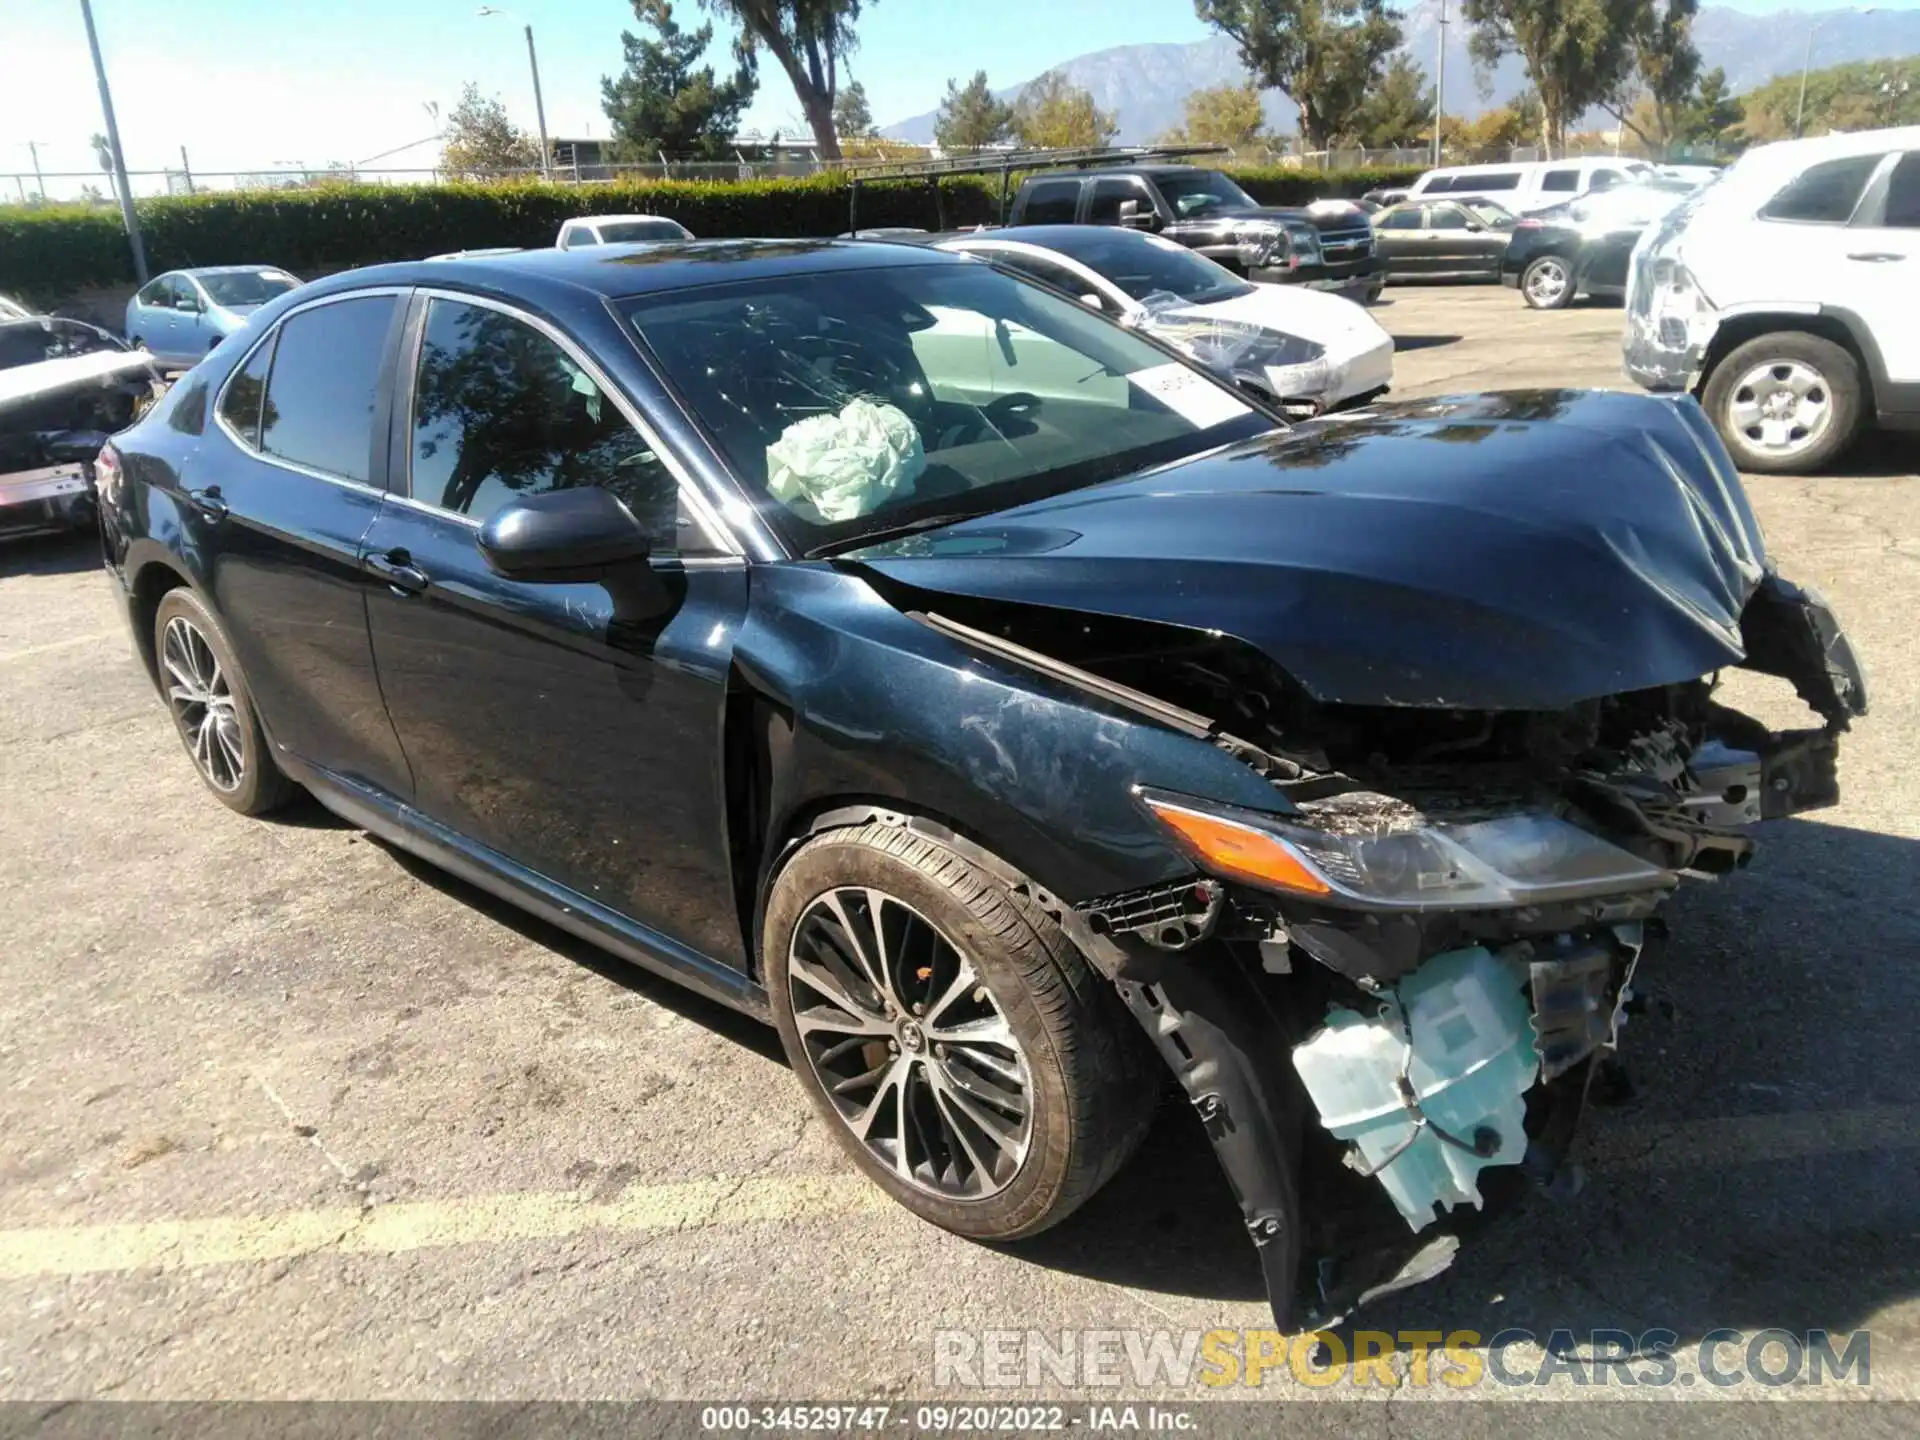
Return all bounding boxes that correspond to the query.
[4,136,1725,207]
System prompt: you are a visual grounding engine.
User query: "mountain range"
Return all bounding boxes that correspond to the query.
[880,3,1920,146]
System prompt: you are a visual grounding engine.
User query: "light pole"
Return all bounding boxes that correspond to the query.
[1797,7,1876,138]
[26,142,46,200]
[79,0,148,282]
[478,7,551,180]
[1432,0,1448,167]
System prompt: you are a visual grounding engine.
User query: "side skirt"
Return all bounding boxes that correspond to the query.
[283,756,771,1022]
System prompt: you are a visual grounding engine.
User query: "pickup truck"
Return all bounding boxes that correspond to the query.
[1006,164,1385,302]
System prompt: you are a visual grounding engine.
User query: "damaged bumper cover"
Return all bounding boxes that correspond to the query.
[1058,580,1866,1334]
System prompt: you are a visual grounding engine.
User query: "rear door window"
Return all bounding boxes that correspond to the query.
[1379,208,1424,230]
[1020,180,1081,225]
[218,334,276,447]
[1471,171,1522,192]
[1879,152,1920,227]
[258,295,397,483]
[1540,168,1579,193]
[137,278,174,309]
[993,251,1110,308]
[1760,154,1885,224]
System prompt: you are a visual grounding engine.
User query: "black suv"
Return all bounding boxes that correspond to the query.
[1007,165,1384,302]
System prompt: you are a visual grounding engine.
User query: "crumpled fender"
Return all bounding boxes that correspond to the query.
[1737,571,1869,725]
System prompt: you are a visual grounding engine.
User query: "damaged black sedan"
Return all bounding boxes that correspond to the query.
[97,242,1867,1331]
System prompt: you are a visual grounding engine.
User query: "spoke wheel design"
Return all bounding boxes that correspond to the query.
[1523,257,1569,306]
[1727,359,1832,460]
[161,615,245,793]
[788,887,1033,1200]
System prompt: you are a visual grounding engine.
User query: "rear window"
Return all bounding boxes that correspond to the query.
[258,295,396,483]
[1021,180,1080,225]
[1760,153,1884,224]
[595,218,691,243]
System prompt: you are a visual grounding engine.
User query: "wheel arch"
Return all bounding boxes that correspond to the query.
[1697,308,1883,414]
[747,793,1085,987]
[125,551,199,688]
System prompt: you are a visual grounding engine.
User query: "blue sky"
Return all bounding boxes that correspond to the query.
[1,0,1909,195]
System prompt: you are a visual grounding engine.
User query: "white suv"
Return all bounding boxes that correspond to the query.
[1625,126,1920,474]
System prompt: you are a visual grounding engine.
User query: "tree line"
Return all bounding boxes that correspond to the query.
[1192,0,1733,158]
[436,0,1919,180]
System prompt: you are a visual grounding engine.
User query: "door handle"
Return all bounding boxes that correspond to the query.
[186,486,228,522]
[1846,252,1904,262]
[365,549,430,596]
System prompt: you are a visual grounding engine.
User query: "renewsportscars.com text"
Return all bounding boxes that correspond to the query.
[932,1327,1872,1390]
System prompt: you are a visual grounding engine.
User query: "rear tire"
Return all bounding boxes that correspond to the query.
[152,588,297,816]
[1702,331,1863,475]
[1520,255,1574,309]
[764,821,1158,1241]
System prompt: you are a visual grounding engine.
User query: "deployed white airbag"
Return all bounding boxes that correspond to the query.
[765,396,926,523]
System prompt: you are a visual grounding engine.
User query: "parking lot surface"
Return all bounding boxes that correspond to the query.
[2,285,1917,1411]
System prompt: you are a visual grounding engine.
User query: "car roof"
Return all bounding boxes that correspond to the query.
[1739,123,1920,173]
[1028,164,1206,181]
[293,239,967,305]
[570,214,686,226]
[165,265,289,278]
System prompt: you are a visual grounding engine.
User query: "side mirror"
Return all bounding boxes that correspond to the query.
[477,486,653,581]
[178,293,203,314]
[1117,199,1158,231]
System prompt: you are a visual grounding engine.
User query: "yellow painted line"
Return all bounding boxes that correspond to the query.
[0,1173,889,1282]
[0,630,119,664]
[3,1106,1916,1284]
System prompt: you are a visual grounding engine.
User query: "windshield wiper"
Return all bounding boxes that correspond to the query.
[805,511,983,559]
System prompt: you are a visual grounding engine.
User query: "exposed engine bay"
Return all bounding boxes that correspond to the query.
[895,561,1867,1331]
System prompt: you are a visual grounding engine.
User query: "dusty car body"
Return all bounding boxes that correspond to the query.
[96,243,1865,1331]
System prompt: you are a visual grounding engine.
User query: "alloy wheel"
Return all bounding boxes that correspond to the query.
[1524,258,1569,305]
[787,887,1033,1200]
[161,615,245,793]
[1727,359,1833,460]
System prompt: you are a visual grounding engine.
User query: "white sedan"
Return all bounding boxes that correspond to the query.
[932,226,1393,415]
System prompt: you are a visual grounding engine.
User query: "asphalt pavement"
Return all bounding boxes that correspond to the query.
[2,284,1917,1418]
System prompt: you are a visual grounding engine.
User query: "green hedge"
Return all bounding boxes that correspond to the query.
[0,164,1425,303]
[1226,164,1424,205]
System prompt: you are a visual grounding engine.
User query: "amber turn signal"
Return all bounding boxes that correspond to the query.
[1142,797,1332,897]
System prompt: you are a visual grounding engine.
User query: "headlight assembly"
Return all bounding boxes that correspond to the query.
[1140,790,1673,911]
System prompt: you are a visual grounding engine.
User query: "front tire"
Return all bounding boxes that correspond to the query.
[764,822,1157,1241]
[1702,331,1863,475]
[153,588,297,816]
[1520,255,1574,309]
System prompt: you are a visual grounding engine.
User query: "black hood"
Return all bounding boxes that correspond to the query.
[857,391,1772,711]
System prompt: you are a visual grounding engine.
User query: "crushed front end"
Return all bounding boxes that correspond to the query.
[1006,577,1865,1331]
[859,388,1869,1331]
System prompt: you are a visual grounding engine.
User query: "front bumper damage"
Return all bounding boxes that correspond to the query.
[1055,574,1868,1334]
